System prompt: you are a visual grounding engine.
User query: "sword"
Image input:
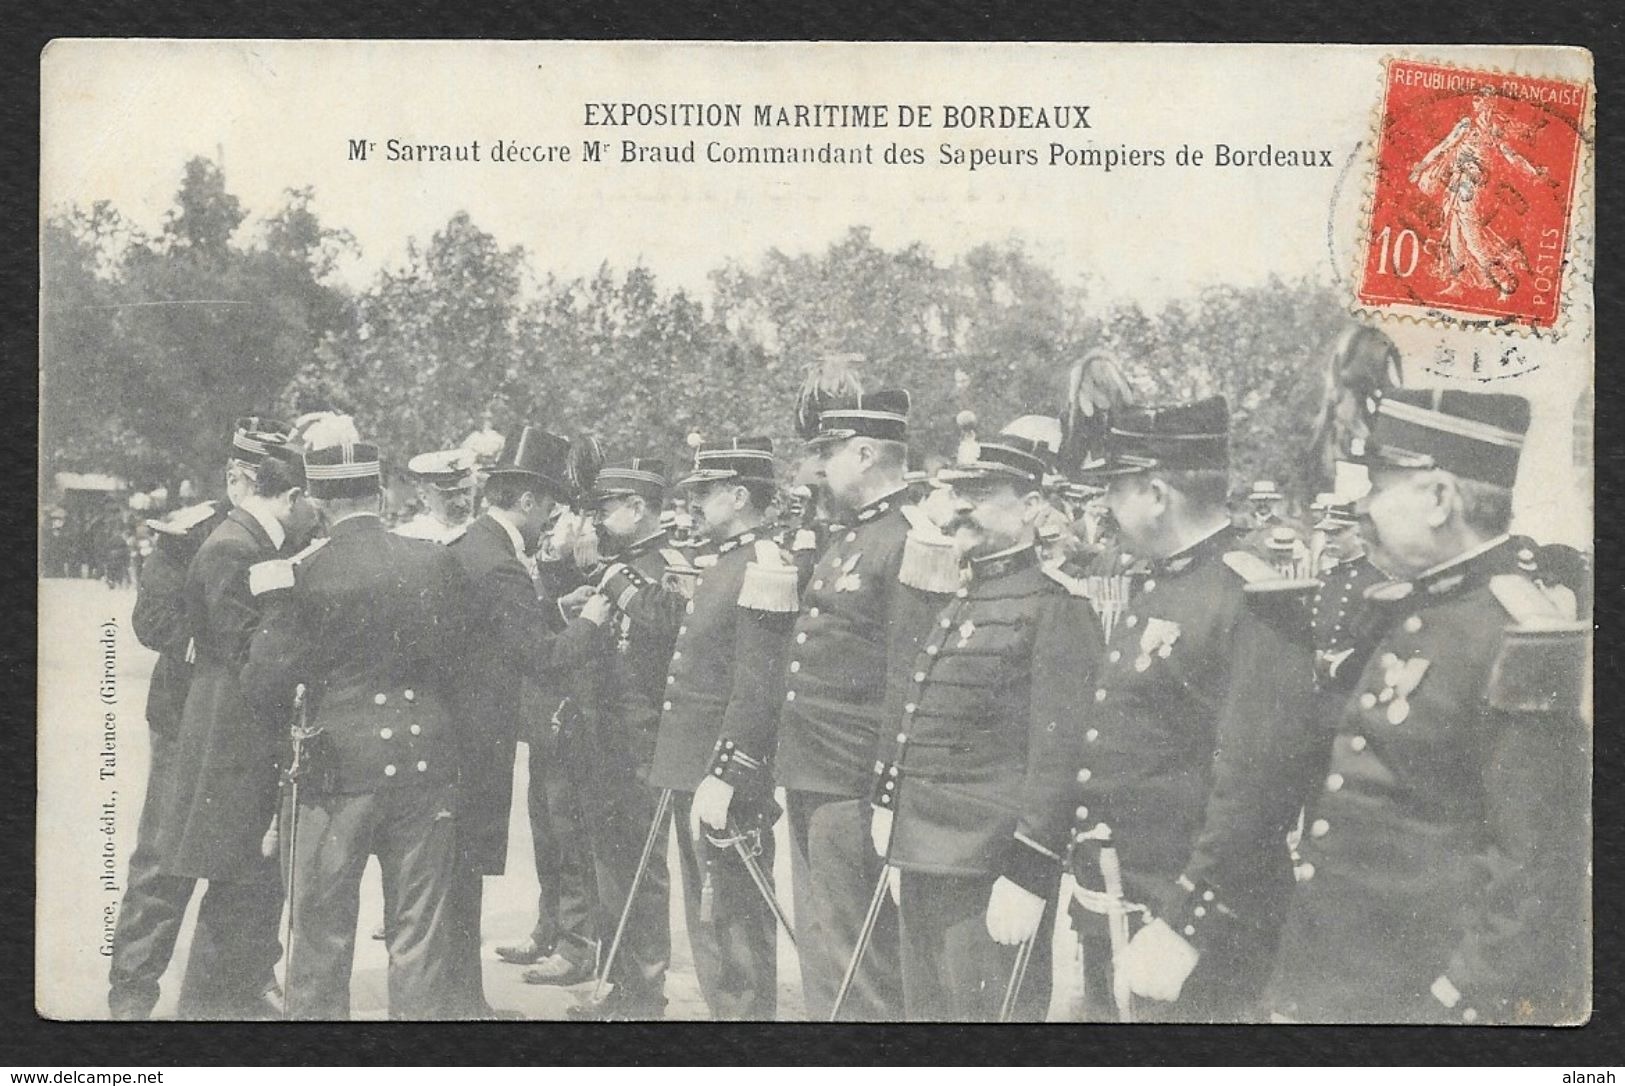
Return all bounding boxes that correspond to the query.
[1070,822,1140,1023]
[830,862,892,1022]
[706,822,797,947]
[280,683,310,1021]
[592,788,673,1002]
[997,929,1039,1022]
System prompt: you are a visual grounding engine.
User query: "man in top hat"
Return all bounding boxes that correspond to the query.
[1267,389,1589,1024]
[1069,395,1317,1022]
[106,416,283,1019]
[159,423,321,1018]
[548,457,691,1019]
[859,429,1101,1020]
[445,424,586,1017]
[775,389,958,1019]
[240,436,472,1018]
[647,437,797,1019]
[396,447,479,544]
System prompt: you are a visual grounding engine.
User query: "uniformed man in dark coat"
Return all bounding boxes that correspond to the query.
[1267,389,1589,1024]
[649,437,797,1020]
[241,439,471,1018]
[551,458,688,1019]
[774,390,958,1019]
[106,417,277,1019]
[862,431,1101,1021]
[1069,396,1318,1022]
[445,425,582,1018]
[159,431,319,1019]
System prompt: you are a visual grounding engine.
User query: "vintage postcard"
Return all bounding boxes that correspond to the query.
[38,41,1593,1025]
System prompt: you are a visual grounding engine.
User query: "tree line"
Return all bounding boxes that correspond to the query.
[43,156,1349,501]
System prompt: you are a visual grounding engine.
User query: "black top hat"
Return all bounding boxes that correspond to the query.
[938,432,1053,488]
[1079,395,1230,477]
[229,416,291,464]
[591,457,669,503]
[805,388,911,447]
[304,442,382,500]
[1354,388,1529,488]
[676,437,777,488]
[486,425,573,495]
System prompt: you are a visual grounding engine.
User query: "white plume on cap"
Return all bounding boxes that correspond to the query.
[294,411,362,452]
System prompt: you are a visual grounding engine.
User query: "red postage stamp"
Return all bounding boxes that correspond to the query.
[1357,59,1589,330]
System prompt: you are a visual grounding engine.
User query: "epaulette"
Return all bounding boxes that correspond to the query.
[738,538,800,612]
[898,505,961,594]
[247,536,330,597]
[1486,576,1589,715]
[147,500,222,537]
[1041,562,1090,598]
[659,546,699,600]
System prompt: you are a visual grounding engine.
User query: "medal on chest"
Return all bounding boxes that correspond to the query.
[833,551,863,593]
[1135,617,1182,672]
[1373,652,1430,725]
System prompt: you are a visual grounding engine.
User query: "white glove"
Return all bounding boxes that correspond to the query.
[691,774,735,834]
[869,805,894,858]
[1121,917,1201,1003]
[556,583,595,616]
[579,593,612,627]
[985,876,1046,946]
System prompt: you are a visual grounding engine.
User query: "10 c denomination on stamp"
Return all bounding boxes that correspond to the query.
[1357,59,1589,332]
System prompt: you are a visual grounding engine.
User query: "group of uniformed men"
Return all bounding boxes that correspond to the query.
[106,370,1589,1024]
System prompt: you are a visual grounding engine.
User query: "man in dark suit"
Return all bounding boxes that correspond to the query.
[106,417,278,1019]
[159,430,319,1019]
[241,439,472,1019]
[445,425,583,1018]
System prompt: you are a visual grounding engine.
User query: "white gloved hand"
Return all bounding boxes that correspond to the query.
[579,593,613,627]
[1121,917,1201,1003]
[984,876,1046,946]
[691,773,735,834]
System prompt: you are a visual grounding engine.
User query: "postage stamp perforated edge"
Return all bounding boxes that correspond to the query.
[1347,53,1595,343]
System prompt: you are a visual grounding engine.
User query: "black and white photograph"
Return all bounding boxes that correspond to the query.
[36,40,1594,1026]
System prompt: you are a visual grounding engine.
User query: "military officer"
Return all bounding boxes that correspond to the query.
[106,416,277,1019]
[394,447,478,543]
[1267,389,1589,1024]
[775,390,958,1019]
[159,425,321,1019]
[861,431,1101,1021]
[1308,484,1390,699]
[552,458,689,1019]
[241,439,472,1019]
[1069,396,1318,1022]
[649,437,797,1020]
[445,425,585,1018]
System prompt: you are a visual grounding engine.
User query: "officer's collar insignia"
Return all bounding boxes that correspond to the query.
[856,488,908,523]
[1365,580,1414,603]
[1163,554,1196,574]
[968,545,1038,581]
[716,530,758,556]
[834,551,864,592]
[1426,573,1466,595]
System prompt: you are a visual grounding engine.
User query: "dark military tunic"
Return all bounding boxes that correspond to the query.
[109,500,228,1019]
[650,527,795,1019]
[552,530,687,1001]
[1268,537,1589,1024]
[1311,552,1389,697]
[873,544,1101,1021]
[1070,524,1317,1021]
[242,513,472,1018]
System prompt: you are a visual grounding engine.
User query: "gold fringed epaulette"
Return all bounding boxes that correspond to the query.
[1486,573,1589,716]
[738,538,800,612]
[147,500,222,536]
[898,505,962,594]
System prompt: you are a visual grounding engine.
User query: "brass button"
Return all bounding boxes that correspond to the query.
[1125,615,1139,628]
[403,689,415,702]
[384,764,397,777]
[1085,728,1099,742]
[790,661,801,673]
[380,728,393,739]
[1403,615,1422,633]
[808,607,820,618]
[1326,773,1344,792]
[1108,650,1121,663]
[685,602,695,614]
[374,693,387,705]
[662,700,672,711]
[1299,862,1316,880]
[845,531,857,543]
[786,691,796,702]
[796,632,807,644]
[1359,693,1377,709]
[416,760,428,772]
[914,671,926,682]
[925,645,938,656]
[812,580,824,591]
[1076,768,1091,783]
[679,625,688,635]
[1143,579,1156,592]
[1094,689,1107,702]
[667,675,675,684]
[1310,818,1330,837]
[671,651,681,661]
[904,702,917,714]
[410,724,421,736]
[1349,736,1367,752]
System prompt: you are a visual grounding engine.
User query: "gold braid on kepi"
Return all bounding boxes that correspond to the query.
[795,352,865,440]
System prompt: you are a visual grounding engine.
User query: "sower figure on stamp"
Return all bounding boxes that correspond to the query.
[158,427,320,1019]
[552,458,688,1020]
[107,417,272,1019]
[241,437,472,1019]
[863,428,1101,1022]
[647,437,797,1020]
[774,390,959,1019]
[1267,390,1590,1024]
[446,425,589,1018]
[1069,396,1318,1023]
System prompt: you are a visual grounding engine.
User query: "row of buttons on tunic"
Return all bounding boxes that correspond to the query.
[376,689,427,777]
